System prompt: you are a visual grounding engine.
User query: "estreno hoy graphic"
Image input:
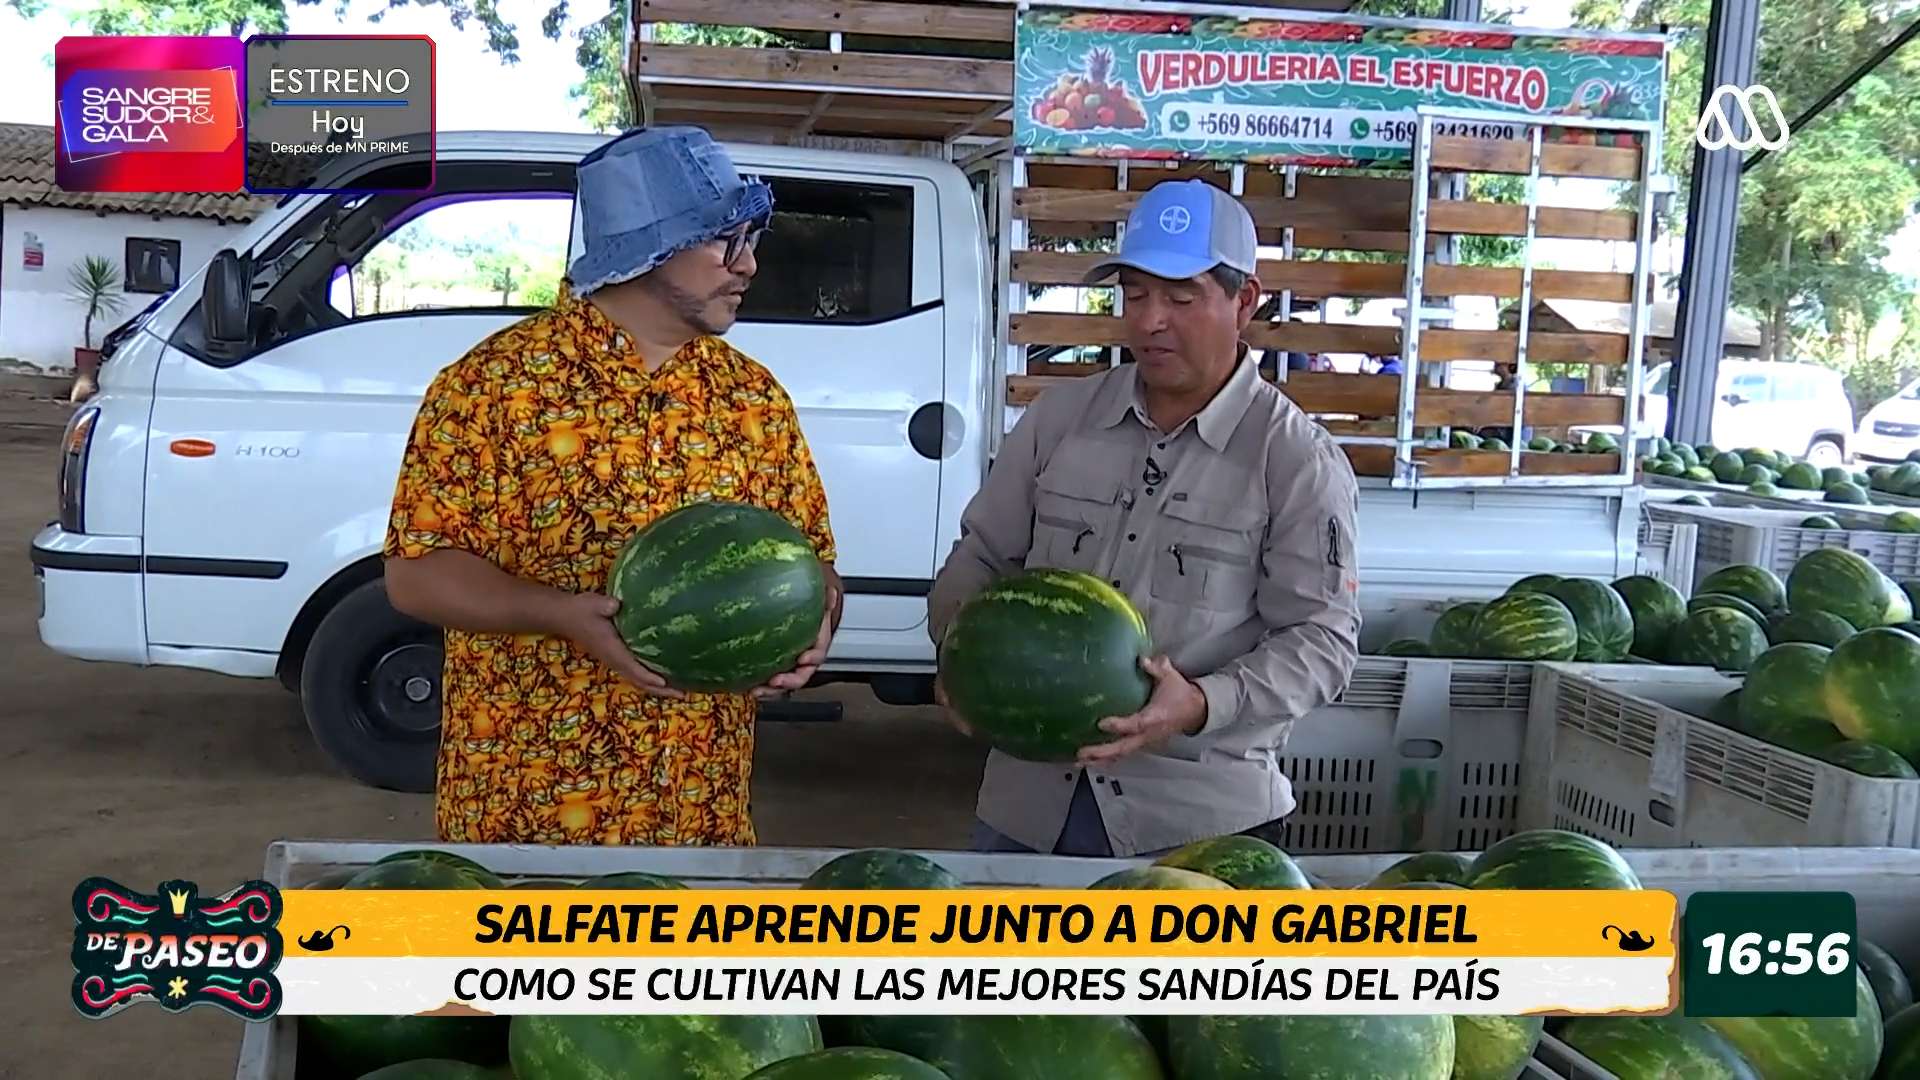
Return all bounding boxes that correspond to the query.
[1695,83,1790,152]
[71,877,284,1021]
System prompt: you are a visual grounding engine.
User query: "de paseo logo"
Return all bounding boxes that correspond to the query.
[71,877,284,1021]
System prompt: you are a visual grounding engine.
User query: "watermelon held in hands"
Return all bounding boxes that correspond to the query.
[1452,1014,1544,1080]
[1465,828,1640,890]
[938,568,1153,762]
[509,1015,822,1080]
[606,500,827,694]
[1858,939,1915,1021]
[1544,577,1635,661]
[801,849,962,890]
[1153,834,1311,889]
[1430,601,1485,657]
[1558,1015,1758,1079]
[838,1015,1162,1080]
[1365,851,1472,888]
[1698,565,1788,616]
[1823,627,1920,763]
[1471,591,1579,661]
[743,1047,949,1080]
[1611,575,1688,659]
[1170,1014,1455,1080]
[1667,607,1770,673]
[1702,965,1882,1080]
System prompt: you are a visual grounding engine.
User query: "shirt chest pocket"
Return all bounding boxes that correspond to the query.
[1151,496,1264,612]
[1031,472,1123,573]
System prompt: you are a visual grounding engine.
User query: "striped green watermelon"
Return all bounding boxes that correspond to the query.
[1452,1015,1543,1080]
[801,849,961,890]
[1545,578,1635,661]
[939,568,1153,762]
[352,856,495,890]
[304,866,362,889]
[1859,940,1914,1020]
[577,871,686,889]
[1801,514,1843,529]
[1465,829,1640,890]
[1168,1015,1454,1079]
[1381,638,1432,656]
[1698,565,1789,616]
[744,1047,948,1080]
[1881,1003,1920,1079]
[1825,627,1920,763]
[372,850,503,888]
[355,1061,510,1080]
[1815,740,1918,778]
[1559,1016,1757,1079]
[1153,834,1311,889]
[1430,602,1485,657]
[1737,643,1835,739]
[837,1016,1161,1080]
[509,879,573,889]
[1506,573,1562,596]
[1703,965,1882,1080]
[1668,607,1770,672]
[1769,610,1856,648]
[1826,482,1871,504]
[1611,575,1688,659]
[1789,548,1897,630]
[1470,591,1579,661]
[606,501,827,693]
[1366,851,1472,888]
[1689,592,1773,628]
[300,1013,508,1078]
[1089,866,1231,890]
[508,1015,822,1080]
[1706,689,1743,730]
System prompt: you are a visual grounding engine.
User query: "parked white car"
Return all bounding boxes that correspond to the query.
[1853,376,1920,464]
[1636,359,1854,465]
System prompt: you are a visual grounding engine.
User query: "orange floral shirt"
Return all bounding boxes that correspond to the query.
[383,289,836,847]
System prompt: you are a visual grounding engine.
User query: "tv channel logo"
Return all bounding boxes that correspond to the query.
[55,36,245,192]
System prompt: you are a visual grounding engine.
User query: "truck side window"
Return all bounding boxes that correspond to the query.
[328,193,573,318]
[741,178,914,324]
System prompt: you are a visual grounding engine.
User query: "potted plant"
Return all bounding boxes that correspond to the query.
[68,254,124,402]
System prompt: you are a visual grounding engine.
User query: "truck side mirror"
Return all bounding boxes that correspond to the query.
[203,248,254,361]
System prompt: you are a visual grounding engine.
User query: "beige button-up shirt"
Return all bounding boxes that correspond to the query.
[927,356,1362,856]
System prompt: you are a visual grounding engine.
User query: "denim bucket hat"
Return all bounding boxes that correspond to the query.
[567,125,773,296]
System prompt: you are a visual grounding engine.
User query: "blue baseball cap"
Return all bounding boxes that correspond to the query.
[568,126,773,296]
[1084,178,1257,285]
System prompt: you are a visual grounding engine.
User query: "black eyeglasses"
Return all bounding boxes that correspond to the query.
[720,218,771,267]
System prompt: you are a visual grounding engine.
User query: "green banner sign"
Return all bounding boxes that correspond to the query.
[1014,8,1668,164]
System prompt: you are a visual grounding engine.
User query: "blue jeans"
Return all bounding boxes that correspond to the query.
[971,774,1115,857]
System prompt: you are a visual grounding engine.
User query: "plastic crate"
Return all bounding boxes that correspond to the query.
[238,843,1920,1080]
[1277,658,1661,856]
[1646,501,1920,582]
[1633,515,1698,595]
[1517,663,1920,848]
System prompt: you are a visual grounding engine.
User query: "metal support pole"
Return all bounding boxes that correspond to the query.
[1668,0,1762,446]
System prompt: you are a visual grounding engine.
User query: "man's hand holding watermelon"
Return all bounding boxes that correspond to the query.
[1076,654,1206,765]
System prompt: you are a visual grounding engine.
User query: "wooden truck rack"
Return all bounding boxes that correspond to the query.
[627,0,1666,490]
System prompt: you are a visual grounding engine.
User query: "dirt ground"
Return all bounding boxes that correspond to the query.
[0,389,980,1078]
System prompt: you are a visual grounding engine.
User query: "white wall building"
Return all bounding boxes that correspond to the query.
[0,123,275,375]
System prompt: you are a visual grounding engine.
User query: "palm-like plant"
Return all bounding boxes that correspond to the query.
[68,255,125,351]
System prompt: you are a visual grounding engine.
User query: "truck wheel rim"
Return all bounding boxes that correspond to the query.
[362,641,442,738]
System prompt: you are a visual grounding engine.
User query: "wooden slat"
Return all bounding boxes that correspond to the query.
[1423,328,1629,365]
[1011,251,1635,303]
[635,44,1012,99]
[1430,135,1642,181]
[1341,445,1623,478]
[1017,185,1636,243]
[1009,314,1401,354]
[1279,372,1626,428]
[639,0,1013,41]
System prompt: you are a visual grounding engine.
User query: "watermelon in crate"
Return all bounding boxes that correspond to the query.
[1736,643,1838,752]
[1544,578,1634,661]
[1465,829,1640,891]
[801,849,961,890]
[1429,601,1484,657]
[1153,834,1311,889]
[1611,575,1687,660]
[937,568,1152,762]
[1471,591,1578,661]
[1823,627,1920,765]
[1702,966,1882,1079]
[1667,607,1769,673]
[1787,548,1900,631]
[1168,1015,1454,1080]
[510,1015,822,1080]
[836,1015,1162,1080]
[1696,565,1788,617]
[606,500,827,693]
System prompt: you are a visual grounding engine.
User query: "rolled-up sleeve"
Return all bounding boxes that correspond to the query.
[1192,435,1361,735]
[926,407,1047,646]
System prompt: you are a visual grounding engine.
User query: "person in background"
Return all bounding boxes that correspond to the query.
[926,178,1362,859]
[1373,354,1404,376]
[381,126,841,847]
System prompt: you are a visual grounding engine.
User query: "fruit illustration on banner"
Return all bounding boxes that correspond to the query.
[1032,47,1149,131]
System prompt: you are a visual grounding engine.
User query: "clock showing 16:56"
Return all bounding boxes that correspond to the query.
[1683,891,1859,1017]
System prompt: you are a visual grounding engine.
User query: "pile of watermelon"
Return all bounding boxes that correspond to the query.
[1382,572,1642,663]
[1637,438,1886,505]
[301,833,1920,1080]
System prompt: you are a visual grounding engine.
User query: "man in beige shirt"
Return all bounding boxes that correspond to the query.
[927,178,1362,858]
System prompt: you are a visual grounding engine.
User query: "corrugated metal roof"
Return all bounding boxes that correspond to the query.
[0,123,278,223]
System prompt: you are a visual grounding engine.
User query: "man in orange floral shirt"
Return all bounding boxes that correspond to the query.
[382,127,841,846]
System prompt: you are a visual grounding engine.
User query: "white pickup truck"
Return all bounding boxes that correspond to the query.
[34,7,1664,794]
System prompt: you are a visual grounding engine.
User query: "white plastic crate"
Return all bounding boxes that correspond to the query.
[1517,663,1920,848]
[1278,658,1658,856]
[1646,501,1920,582]
[1633,515,1698,595]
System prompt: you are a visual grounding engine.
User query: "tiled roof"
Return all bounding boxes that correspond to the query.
[0,123,279,223]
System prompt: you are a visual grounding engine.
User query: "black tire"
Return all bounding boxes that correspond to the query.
[299,579,443,793]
